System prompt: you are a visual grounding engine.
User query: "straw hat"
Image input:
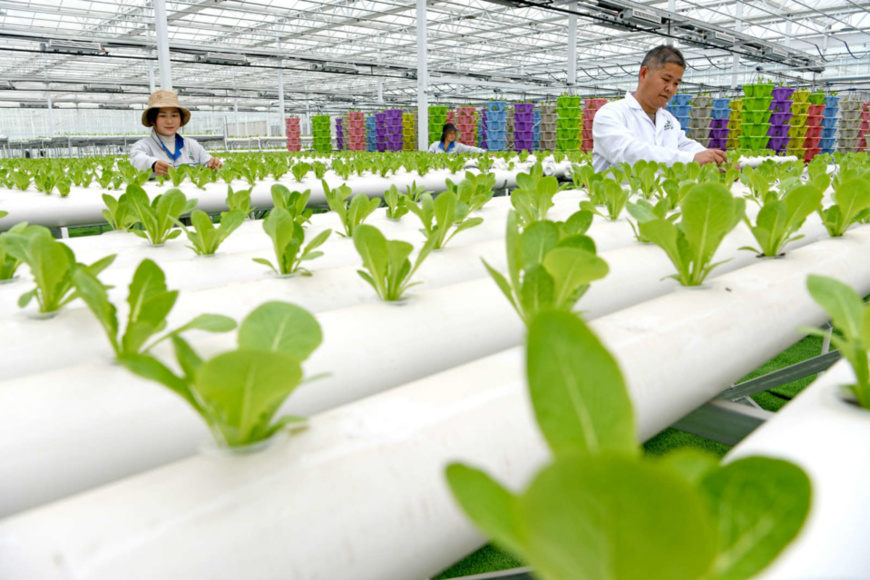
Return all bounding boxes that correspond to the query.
[141,90,191,128]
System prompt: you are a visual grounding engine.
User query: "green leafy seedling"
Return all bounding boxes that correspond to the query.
[353,224,434,301]
[225,185,254,215]
[0,226,116,314]
[0,222,30,281]
[383,185,410,220]
[741,184,823,257]
[127,185,197,246]
[323,179,381,237]
[176,209,246,256]
[446,171,496,213]
[120,301,322,448]
[73,258,236,358]
[640,183,745,286]
[291,162,311,182]
[406,190,484,250]
[580,178,630,220]
[102,191,139,232]
[512,164,560,225]
[254,207,331,276]
[819,178,870,237]
[271,184,313,225]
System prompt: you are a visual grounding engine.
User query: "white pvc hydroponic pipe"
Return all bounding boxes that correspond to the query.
[1,227,869,580]
[727,360,870,580]
[0,219,821,517]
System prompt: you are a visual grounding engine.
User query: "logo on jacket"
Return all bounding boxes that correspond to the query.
[664,120,674,131]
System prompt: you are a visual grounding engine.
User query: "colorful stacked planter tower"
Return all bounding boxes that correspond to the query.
[803,93,826,162]
[365,115,377,152]
[285,117,301,152]
[860,102,870,152]
[768,86,794,155]
[346,112,366,152]
[727,98,742,150]
[687,95,712,147]
[335,118,345,151]
[505,107,515,151]
[538,103,557,151]
[666,93,692,131]
[834,96,859,155]
[787,91,809,159]
[820,95,839,156]
[485,101,508,151]
[709,98,731,150]
[533,109,541,150]
[478,108,488,149]
[384,109,403,152]
[456,106,477,147]
[402,112,417,151]
[556,95,581,151]
[740,82,773,152]
[429,105,448,145]
[513,103,535,151]
[374,112,387,152]
[311,115,332,153]
[582,98,607,153]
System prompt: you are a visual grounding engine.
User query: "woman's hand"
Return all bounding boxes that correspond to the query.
[152,160,171,176]
[207,158,223,172]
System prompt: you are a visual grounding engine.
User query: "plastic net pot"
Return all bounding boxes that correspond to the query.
[690,106,712,118]
[555,107,581,119]
[841,99,862,112]
[557,137,579,148]
[709,138,728,149]
[709,118,728,129]
[806,104,825,116]
[792,91,810,104]
[840,137,861,149]
[804,147,820,161]
[585,98,608,109]
[674,115,691,127]
[768,136,790,150]
[840,110,861,122]
[809,93,826,105]
[692,95,713,107]
[790,103,809,116]
[670,94,692,106]
[556,95,581,108]
[825,95,840,107]
[666,104,691,117]
[486,101,507,113]
[581,138,594,149]
[804,126,822,139]
[694,137,711,146]
[820,138,837,149]
[824,106,840,119]
[742,110,772,124]
[822,127,838,139]
[840,128,860,140]
[804,114,823,127]
[688,128,708,139]
[582,127,593,139]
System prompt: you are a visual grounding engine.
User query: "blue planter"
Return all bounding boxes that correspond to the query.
[820,138,836,149]
[486,110,507,123]
[822,127,837,139]
[675,115,691,127]
[486,130,507,140]
[711,108,730,120]
[821,117,838,129]
[823,106,839,118]
[712,98,731,109]
[671,94,692,106]
[667,105,691,117]
[825,96,840,107]
[486,101,507,113]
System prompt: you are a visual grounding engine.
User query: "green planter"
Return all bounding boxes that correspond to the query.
[744,83,774,98]
[808,93,826,105]
[792,91,810,104]
[555,107,581,119]
[557,95,581,108]
[743,97,773,111]
[742,110,772,124]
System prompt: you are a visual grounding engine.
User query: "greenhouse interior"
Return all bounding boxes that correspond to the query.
[1,0,870,578]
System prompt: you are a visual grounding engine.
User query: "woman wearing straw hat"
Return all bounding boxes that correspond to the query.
[427,123,487,153]
[130,90,223,176]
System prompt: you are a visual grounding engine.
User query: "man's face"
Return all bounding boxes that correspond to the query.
[638,62,684,110]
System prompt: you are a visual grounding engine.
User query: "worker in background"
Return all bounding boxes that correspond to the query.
[428,123,488,154]
[130,90,222,176]
[592,45,727,173]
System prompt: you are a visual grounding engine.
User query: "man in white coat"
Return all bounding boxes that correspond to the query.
[592,45,727,173]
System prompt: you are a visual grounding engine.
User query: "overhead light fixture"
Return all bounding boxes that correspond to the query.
[84,85,123,93]
[19,103,48,109]
[0,81,12,90]
[195,52,249,65]
[762,47,789,62]
[98,104,132,110]
[702,30,736,47]
[619,8,663,28]
[41,39,106,55]
[182,89,217,97]
[310,62,360,74]
[259,91,278,99]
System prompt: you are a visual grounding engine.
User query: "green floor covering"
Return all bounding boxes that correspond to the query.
[432,334,826,579]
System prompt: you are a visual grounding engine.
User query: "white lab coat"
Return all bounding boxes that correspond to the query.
[427,140,487,154]
[592,91,706,173]
[129,129,213,172]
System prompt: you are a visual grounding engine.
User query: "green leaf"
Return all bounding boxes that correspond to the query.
[172,313,237,335]
[119,353,198,410]
[171,335,203,384]
[519,265,555,320]
[520,453,716,580]
[700,457,812,580]
[521,221,561,268]
[526,310,636,457]
[237,301,322,360]
[656,448,719,485]
[542,248,609,308]
[353,224,389,299]
[680,183,743,269]
[806,274,864,341]
[72,268,120,355]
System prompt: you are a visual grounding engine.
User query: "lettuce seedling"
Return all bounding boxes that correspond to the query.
[120,301,322,448]
[800,275,870,408]
[226,185,253,215]
[312,161,328,179]
[353,224,434,301]
[406,190,483,250]
[447,156,467,174]
[166,165,188,187]
[176,209,246,256]
[331,159,352,180]
[102,192,139,232]
[10,170,31,191]
[580,179,630,220]
[254,207,331,276]
[383,185,410,220]
[117,160,151,187]
[741,184,823,257]
[476,155,494,173]
[571,163,602,194]
[323,179,381,237]
[626,198,677,243]
[446,171,495,213]
[0,222,30,281]
[818,177,870,237]
[446,310,812,580]
[271,184,313,225]
[291,162,311,182]
[405,180,431,203]
[483,211,608,326]
[73,258,236,358]
[640,183,745,286]
[127,185,197,246]
[512,164,560,225]
[0,226,116,314]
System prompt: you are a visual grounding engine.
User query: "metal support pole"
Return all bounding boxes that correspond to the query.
[416,0,429,151]
[378,79,384,105]
[276,27,286,139]
[731,0,742,89]
[567,2,577,90]
[666,0,675,46]
[46,89,55,138]
[148,63,156,93]
[153,0,173,90]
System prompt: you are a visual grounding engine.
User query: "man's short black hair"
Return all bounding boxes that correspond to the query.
[640,45,686,72]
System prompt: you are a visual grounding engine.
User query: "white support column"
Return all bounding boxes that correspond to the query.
[731,0,743,89]
[276,26,286,138]
[567,1,577,90]
[153,0,173,90]
[416,0,429,152]
[667,0,675,46]
[46,89,55,138]
[147,64,156,93]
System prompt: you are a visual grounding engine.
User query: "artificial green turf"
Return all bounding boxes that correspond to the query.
[68,225,105,238]
[431,334,828,579]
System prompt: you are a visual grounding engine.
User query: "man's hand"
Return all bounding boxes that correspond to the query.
[152,160,171,176]
[207,157,223,172]
[693,149,728,166]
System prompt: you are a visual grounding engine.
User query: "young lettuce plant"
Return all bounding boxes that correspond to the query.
[117,159,151,187]
[383,185,410,220]
[483,211,609,326]
[571,163,602,194]
[73,258,236,358]
[580,179,630,220]
[254,207,331,276]
[291,162,311,182]
[128,185,197,246]
[102,192,139,232]
[511,164,560,225]
[800,275,870,408]
[406,191,483,250]
[225,185,253,216]
[353,224,435,302]
[176,210,246,256]
[0,226,116,314]
[0,222,30,281]
[639,183,745,286]
[741,184,823,257]
[818,177,870,237]
[120,301,322,448]
[271,185,313,225]
[323,179,381,237]
[446,171,496,213]
[446,310,812,580]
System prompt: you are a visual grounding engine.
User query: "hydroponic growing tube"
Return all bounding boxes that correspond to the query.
[2,226,869,580]
[0,218,825,517]
[727,359,870,580]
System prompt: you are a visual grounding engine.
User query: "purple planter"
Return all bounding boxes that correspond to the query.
[770,112,793,125]
[770,100,793,113]
[709,138,728,149]
[772,87,795,100]
[767,124,790,138]
[768,136,790,150]
[709,128,730,139]
[513,112,534,123]
[514,103,534,114]
[710,119,729,129]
